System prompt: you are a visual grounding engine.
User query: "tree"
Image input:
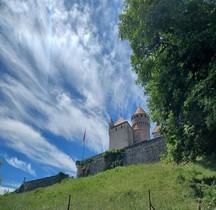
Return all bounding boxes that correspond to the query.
[119,0,216,162]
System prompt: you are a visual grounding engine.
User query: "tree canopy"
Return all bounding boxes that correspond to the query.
[119,0,216,162]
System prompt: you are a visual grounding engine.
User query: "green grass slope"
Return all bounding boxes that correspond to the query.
[1,162,216,210]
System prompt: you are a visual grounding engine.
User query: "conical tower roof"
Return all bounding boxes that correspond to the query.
[133,105,147,115]
[114,117,127,126]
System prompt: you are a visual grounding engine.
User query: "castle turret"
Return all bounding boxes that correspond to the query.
[109,118,114,129]
[131,105,150,142]
[109,117,133,150]
[133,124,143,144]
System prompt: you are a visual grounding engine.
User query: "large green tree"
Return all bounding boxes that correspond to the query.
[119,0,216,162]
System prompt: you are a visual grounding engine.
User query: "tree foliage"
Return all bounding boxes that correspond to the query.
[119,0,216,162]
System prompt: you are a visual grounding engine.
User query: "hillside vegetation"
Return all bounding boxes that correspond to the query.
[1,161,216,210]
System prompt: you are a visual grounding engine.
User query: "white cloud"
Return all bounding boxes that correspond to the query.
[0,118,76,174]
[3,155,36,177]
[0,181,20,195]
[1,181,20,189]
[0,0,149,165]
[0,186,15,195]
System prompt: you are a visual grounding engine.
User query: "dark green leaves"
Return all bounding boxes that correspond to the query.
[119,0,216,162]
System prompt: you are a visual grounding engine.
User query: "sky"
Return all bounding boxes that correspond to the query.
[0,0,152,194]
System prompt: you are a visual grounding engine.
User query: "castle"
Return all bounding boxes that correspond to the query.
[16,106,164,191]
[109,105,158,150]
[76,105,166,178]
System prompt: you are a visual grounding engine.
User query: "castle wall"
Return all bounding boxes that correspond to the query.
[109,122,133,150]
[16,172,69,193]
[77,137,167,178]
[76,153,105,177]
[124,137,167,166]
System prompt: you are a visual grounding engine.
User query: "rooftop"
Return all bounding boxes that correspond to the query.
[133,105,147,115]
[114,117,127,126]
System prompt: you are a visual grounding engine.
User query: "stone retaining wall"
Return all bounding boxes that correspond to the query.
[16,172,69,193]
[76,153,105,177]
[76,137,167,178]
[124,137,167,166]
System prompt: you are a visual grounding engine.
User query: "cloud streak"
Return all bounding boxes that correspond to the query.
[0,0,149,178]
[0,118,76,174]
[3,155,36,177]
[0,186,15,195]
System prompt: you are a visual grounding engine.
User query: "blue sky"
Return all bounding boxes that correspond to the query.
[0,0,152,194]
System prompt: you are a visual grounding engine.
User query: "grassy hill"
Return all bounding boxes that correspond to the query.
[1,161,216,210]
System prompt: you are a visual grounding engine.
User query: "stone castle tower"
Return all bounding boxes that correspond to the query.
[109,105,150,150]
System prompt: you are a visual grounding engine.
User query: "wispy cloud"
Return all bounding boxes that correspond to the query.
[3,155,36,177]
[0,118,76,174]
[0,0,148,176]
[0,181,20,189]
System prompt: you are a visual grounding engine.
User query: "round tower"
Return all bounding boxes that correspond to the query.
[131,105,150,142]
[133,124,143,144]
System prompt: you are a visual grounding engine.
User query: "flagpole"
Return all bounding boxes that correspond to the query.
[82,127,86,160]
[82,140,85,160]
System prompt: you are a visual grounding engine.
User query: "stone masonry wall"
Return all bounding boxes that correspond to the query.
[76,137,167,178]
[16,172,69,193]
[109,122,133,150]
[124,137,167,166]
[76,153,106,177]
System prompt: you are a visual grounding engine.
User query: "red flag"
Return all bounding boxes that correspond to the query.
[83,128,86,141]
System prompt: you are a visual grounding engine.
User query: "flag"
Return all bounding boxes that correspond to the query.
[83,128,86,141]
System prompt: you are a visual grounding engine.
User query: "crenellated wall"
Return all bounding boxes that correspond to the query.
[76,137,167,178]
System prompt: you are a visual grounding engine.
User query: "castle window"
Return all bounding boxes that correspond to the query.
[115,128,117,131]
[141,115,142,117]
[121,126,122,129]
